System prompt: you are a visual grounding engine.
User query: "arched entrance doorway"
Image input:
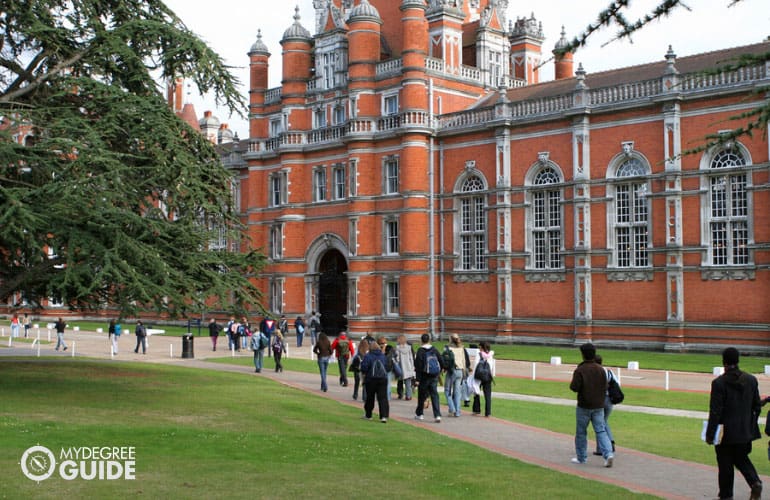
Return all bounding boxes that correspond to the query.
[318,249,348,336]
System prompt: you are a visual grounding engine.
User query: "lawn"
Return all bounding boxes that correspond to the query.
[1,360,656,499]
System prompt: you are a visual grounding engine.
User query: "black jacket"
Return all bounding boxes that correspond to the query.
[414,345,441,380]
[707,366,761,444]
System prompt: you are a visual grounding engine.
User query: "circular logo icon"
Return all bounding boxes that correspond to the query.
[20,445,56,482]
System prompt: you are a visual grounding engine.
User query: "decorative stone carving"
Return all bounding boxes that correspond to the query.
[465,160,476,170]
[607,270,653,282]
[622,141,634,157]
[537,151,549,165]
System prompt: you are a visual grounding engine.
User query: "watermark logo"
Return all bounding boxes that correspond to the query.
[20,445,56,482]
[20,445,136,482]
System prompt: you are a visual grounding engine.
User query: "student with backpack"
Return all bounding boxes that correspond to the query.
[272,332,286,372]
[331,331,353,387]
[414,333,443,423]
[469,341,495,417]
[444,334,471,417]
[360,336,390,423]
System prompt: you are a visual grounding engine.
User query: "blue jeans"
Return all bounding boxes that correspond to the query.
[575,406,613,462]
[445,368,463,415]
[253,349,264,371]
[337,357,349,386]
[296,330,303,347]
[55,332,67,350]
[318,356,330,391]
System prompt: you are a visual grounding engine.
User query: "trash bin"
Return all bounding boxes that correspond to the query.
[182,334,194,359]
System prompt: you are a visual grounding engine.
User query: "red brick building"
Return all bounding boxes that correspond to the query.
[234,0,770,351]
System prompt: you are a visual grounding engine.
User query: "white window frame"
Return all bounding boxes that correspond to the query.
[384,217,399,256]
[606,154,652,269]
[313,167,327,202]
[269,118,283,138]
[269,224,283,260]
[454,173,487,271]
[382,92,399,116]
[314,107,327,129]
[332,164,346,200]
[384,276,399,316]
[269,170,288,207]
[333,104,346,125]
[526,165,564,270]
[269,278,284,314]
[700,143,753,267]
[383,156,399,195]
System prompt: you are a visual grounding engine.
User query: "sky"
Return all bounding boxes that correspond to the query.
[162,0,769,138]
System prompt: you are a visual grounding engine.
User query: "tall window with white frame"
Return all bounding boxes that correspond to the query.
[614,158,649,267]
[383,156,399,195]
[332,164,346,200]
[531,167,563,269]
[489,50,502,86]
[384,218,399,255]
[708,147,749,265]
[270,278,283,314]
[385,278,399,316]
[459,175,486,270]
[269,171,287,207]
[269,224,282,260]
[313,167,326,202]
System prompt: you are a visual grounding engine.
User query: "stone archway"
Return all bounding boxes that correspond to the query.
[317,249,348,336]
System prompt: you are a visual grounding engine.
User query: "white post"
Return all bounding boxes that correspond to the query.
[47,329,51,342]
[0,326,5,336]
[231,345,235,357]
[37,341,40,357]
[169,343,173,358]
[617,367,622,385]
[31,339,37,349]
[111,345,114,359]
[285,344,290,359]
[71,342,75,357]
[7,336,11,347]
[532,362,536,380]
[665,371,670,391]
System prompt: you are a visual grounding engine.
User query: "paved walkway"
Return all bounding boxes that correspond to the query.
[3,329,770,499]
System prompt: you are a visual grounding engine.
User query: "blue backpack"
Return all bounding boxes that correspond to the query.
[424,350,441,376]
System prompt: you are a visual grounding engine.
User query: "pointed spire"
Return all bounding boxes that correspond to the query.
[282,5,311,40]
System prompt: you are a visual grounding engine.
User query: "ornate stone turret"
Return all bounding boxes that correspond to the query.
[509,12,545,84]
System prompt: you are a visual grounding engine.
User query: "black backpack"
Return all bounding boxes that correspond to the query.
[474,358,492,383]
[368,358,387,380]
[607,370,624,404]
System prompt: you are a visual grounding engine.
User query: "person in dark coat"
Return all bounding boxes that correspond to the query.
[705,347,763,500]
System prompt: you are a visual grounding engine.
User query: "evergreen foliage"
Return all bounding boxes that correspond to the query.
[0,0,264,316]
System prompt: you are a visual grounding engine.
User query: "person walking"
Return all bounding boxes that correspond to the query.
[395,335,415,401]
[229,317,241,352]
[309,311,320,347]
[445,334,471,417]
[108,319,120,355]
[350,338,369,401]
[469,341,495,417]
[250,328,266,373]
[414,333,443,423]
[54,317,67,351]
[382,338,401,401]
[133,320,147,354]
[360,337,389,423]
[294,316,305,347]
[272,331,286,372]
[10,313,21,338]
[23,313,31,338]
[705,347,763,500]
[259,316,276,357]
[593,354,617,456]
[313,332,333,392]
[331,331,353,387]
[278,314,289,339]
[208,318,221,351]
[569,343,614,467]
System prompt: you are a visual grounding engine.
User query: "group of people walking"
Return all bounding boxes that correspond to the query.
[328,332,496,424]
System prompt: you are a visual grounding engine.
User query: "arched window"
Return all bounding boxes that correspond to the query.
[457,175,486,271]
[612,157,650,268]
[530,166,563,270]
[705,146,749,265]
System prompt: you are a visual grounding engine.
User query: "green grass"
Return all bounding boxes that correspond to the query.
[442,343,770,374]
[1,360,655,499]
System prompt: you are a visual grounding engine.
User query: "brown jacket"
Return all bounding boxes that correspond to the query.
[569,360,607,410]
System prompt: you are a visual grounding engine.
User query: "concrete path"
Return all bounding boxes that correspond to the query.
[3,329,770,499]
